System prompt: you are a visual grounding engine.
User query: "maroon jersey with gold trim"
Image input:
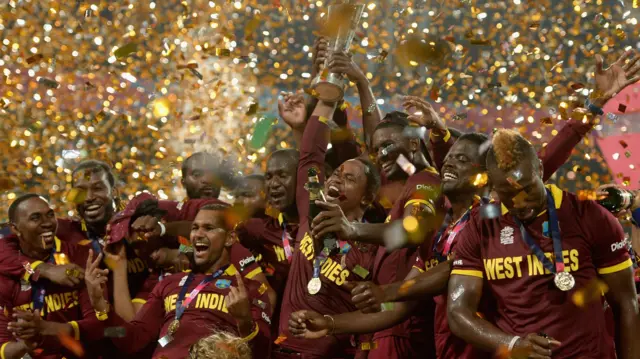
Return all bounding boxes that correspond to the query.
[105,265,272,359]
[234,215,298,296]
[276,115,379,357]
[452,185,630,359]
[0,238,104,358]
[370,168,443,350]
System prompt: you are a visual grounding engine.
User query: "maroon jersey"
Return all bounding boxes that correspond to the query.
[108,195,262,281]
[451,185,631,359]
[234,214,298,296]
[104,265,272,359]
[0,237,104,358]
[276,115,378,357]
[370,168,443,350]
[0,219,86,282]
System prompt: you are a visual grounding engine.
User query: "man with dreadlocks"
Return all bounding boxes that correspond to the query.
[448,129,638,359]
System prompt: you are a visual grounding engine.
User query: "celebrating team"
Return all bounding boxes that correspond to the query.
[1,37,639,359]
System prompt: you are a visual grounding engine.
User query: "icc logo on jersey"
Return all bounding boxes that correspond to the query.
[500,226,514,245]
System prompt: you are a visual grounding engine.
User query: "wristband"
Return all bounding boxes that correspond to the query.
[323,314,335,336]
[508,335,521,352]
[585,98,604,115]
[158,222,166,236]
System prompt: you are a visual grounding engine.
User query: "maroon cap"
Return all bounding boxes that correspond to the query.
[107,193,157,244]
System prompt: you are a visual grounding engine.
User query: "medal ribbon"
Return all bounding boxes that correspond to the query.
[31,246,57,316]
[280,220,293,263]
[432,197,488,261]
[513,190,565,275]
[82,220,103,255]
[174,264,230,322]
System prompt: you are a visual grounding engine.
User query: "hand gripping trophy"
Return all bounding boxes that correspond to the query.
[310,1,365,102]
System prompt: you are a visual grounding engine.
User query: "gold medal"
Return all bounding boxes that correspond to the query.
[168,319,180,335]
[307,277,321,295]
[554,272,575,291]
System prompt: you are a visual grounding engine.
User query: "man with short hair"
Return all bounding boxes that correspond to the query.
[83,204,273,359]
[448,129,639,359]
[0,195,104,359]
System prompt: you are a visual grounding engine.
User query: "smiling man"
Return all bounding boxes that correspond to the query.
[448,129,639,359]
[0,194,104,359]
[0,160,125,288]
[83,204,272,359]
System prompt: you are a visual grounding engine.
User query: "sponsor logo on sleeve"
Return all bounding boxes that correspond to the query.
[239,256,256,270]
[261,311,271,325]
[611,240,627,252]
[500,226,514,245]
[453,259,463,266]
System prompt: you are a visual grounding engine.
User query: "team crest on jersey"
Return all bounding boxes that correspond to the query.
[215,279,232,289]
[500,226,514,245]
[20,279,31,292]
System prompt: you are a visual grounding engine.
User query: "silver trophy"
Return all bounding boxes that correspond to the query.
[310,2,365,102]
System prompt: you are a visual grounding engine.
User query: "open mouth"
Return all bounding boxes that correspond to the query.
[201,187,215,197]
[442,170,458,182]
[84,204,103,218]
[268,191,285,203]
[41,232,55,247]
[193,240,210,257]
[325,185,342,202]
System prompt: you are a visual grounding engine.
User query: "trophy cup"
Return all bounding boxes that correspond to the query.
[310,1,365,102]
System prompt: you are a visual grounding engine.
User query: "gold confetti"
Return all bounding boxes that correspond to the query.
[113,42,138,59]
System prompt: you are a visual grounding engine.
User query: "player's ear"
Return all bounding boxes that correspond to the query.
[10,223,21,238]
[224,232,235,247]
[409,138,420,153]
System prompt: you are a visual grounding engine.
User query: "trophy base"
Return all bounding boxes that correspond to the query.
[312,83,344,103]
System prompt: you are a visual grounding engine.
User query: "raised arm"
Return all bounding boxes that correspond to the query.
[296,100,337,221]
[328,51,382,150]
[403,96,450,172]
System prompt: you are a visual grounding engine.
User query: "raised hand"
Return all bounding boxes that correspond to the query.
[312,37,329,77]
[289,310,330,339]
[348,281,385,314]
[226,273,252,323]
[402,96,447,132]
[130,215,163,241]
[328,51,366,84]
[310,201,356,241]
[278,91,307,130]
[84,250,109,312]
[593,50,640,106]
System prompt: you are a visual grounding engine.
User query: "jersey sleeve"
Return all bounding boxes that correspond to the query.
[229,243,262,280]
[133,274,159,305]
[108,281,166,354]
[234,220,263,253]
[413,252,426,273]
[246,279,273,359]
[0,277,17,353]
[581,201,632,274]
[450,212,484,279]
[0,237,34,281]
[539,118,593,182]
[296,115,330,222]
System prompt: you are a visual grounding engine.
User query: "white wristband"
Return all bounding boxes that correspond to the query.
[158,222,166,236]
[508,335,521,352]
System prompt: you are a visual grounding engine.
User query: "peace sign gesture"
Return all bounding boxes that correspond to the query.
[85,249,109,312]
